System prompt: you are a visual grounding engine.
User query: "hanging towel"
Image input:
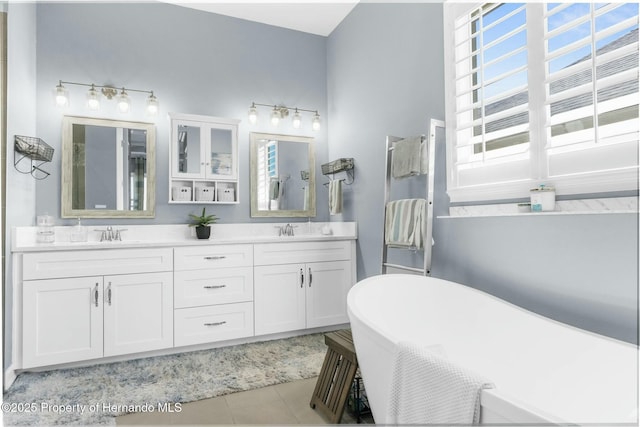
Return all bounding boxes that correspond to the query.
[303,185,310,211]
[385,199,426,249]
[329,179,343,215]
[269,178,279,200]
[386,341,494,425]
[392,136,423,179]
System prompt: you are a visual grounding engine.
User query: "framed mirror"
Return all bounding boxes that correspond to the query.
[250,132,315,218]
[61,116,156,218]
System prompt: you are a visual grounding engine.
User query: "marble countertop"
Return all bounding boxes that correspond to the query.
[12,222,358,253]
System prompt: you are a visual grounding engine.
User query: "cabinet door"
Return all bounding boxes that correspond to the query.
[208,125,237,180]
[254,264,306,335]
[172,121,204,178]
[306,261,352,328]
[23,277,104,368]
[103,272,173,357]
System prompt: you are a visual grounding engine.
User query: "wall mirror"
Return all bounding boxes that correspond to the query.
[250,132,315,217]
[61,116,156,218]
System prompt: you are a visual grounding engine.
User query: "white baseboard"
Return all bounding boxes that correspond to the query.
[4,364,17,391]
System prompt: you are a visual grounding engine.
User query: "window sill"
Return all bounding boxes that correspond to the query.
[439,196,638,218]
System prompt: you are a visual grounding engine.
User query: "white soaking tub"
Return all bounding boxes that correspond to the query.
[347,274,638,425]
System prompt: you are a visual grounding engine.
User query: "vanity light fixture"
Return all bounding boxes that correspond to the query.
[54,80,159,116]
[248,102,321,131]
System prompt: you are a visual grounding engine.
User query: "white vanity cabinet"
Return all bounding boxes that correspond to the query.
[253,241,354,336]
[173,245,254,347]
[169,112,240,204]
[21,248,173,368]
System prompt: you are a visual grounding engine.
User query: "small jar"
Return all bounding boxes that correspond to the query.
[37,213,55,243]
[530,185,555,212]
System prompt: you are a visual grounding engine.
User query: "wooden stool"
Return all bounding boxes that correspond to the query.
[310,329,359,424]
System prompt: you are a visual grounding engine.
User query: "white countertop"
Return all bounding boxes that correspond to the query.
[12,222,358,253]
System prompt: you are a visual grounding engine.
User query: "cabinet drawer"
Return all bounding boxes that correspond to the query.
[254,240,352,266]
[23,248,173,280]
[174,245,253,271]
[174,267,253,308]
[174,302,254,347]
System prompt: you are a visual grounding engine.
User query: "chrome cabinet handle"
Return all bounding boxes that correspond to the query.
[204,321,227,327]
[300,268,304,288]
[93,283,99,307]
[107,282,112,305]
[204,285,227,289]
[309,268,312,287]
[204,256,227,260]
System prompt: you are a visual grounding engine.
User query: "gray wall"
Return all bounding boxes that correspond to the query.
[327,3,638,344]
[326,3,446,278]
[5,3,38,373]
[34,2,331,226]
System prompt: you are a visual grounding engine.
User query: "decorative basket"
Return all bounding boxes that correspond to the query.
[15,135,54,162]
[321,158,354,175]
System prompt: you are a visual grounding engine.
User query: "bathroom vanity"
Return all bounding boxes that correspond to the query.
[10,222,356,379]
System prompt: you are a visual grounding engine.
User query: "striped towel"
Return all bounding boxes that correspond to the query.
[386,342,494,425]
[385,199,426,249]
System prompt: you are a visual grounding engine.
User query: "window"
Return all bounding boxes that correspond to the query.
[444,2,639,203]
[257,140,278,210]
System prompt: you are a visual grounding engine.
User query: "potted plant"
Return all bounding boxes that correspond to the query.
[189,207,218,239]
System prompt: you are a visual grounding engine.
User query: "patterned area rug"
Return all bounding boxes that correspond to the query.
[3,333,326,426]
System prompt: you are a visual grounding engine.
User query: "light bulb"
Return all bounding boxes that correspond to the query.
[146,92,159,116]
[292,109,302,129]
[312,112,320,131]
[271,107,280,126]
[86,85,100,110]
[54,82,68,107]
[117,89,130,113]
[248,103,258,125]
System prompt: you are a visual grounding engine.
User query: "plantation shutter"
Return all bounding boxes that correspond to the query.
[453,3,531,189]
[544,3,639,182]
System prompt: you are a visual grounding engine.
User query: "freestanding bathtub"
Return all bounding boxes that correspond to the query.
[347,274,638,425]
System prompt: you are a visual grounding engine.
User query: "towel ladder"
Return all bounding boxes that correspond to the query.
[381,118,444,276]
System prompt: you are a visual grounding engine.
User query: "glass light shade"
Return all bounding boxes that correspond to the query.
[55,83,69,107]
[292,109,302,129]
[248,104,258,124]
[271,108,280,126]
[312,112,321,131]
[86,85,100,110]
[117,90,130,113]
[146,93,159,116]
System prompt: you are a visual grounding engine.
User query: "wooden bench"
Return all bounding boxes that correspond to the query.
[310,329,359,424]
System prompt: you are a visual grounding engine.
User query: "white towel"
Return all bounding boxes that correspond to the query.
[384,199,426,249]
[303,185,310,211]
[269,178,279,200]
[392,136,423,179]
[329,179,343,215]
[386,342,494,425]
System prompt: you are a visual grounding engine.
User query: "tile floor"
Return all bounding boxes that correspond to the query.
[116,377,373,425]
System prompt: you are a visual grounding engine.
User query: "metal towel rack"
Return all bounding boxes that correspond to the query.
[381,119,444,276]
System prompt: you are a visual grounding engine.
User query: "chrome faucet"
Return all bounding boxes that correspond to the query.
[95,226,127,241]
[284,223,295,236]
[276,223,295,237]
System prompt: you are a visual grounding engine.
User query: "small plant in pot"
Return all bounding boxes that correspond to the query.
[189,207,218,239]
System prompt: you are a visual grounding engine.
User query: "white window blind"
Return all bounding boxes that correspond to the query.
[545,3,639,181]
[445,2,639,203]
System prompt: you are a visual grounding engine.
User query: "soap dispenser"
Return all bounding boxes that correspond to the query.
[70,217,88,242]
